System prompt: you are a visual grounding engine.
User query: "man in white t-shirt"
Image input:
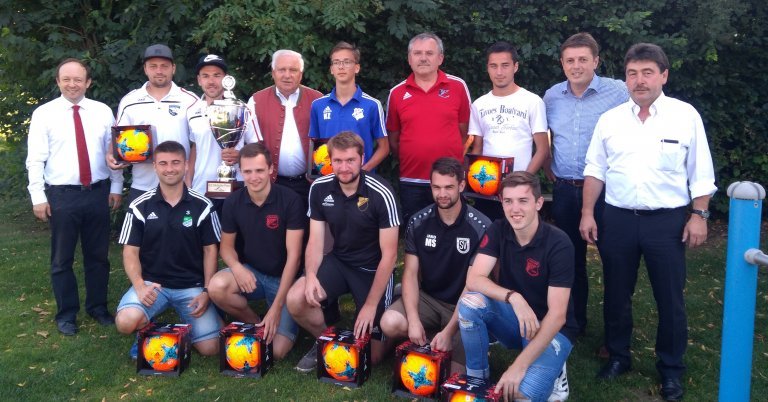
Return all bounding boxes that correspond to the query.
[468,41,548,220]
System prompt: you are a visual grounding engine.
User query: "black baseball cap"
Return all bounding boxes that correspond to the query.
[143,44,174,62]
[195,54,228,75]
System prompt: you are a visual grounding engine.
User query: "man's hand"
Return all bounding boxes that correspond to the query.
[231,265,257,294]
[187,291,210,318]
[137,282,162,307]
[579,214,598,244]
[109,194,122,211]
[303,275,326,307]
[221,147,239,165]
[682,215,708,248]
[32,202,51,222]
[543,164,556,182]
[354,302,377,339]
[495,361,528,402]
[430,329,454,352]
[408,319,428,346]
[106,154,129,170]
[255,306,280,344]
[509,293,539,340]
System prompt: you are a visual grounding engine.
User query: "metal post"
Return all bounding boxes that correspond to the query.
[719,181,765,402]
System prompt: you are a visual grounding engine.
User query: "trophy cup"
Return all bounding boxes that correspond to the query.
[206,75,248,198]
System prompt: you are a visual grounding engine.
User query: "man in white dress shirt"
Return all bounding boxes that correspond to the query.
[26,58,124,335]
[580,43,716,401]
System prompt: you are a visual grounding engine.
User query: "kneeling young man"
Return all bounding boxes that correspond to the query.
[115,141,222,357]
[207,143,304,359]
[380,157,490,373]
[459,172,577,401]
[287,131,400,372]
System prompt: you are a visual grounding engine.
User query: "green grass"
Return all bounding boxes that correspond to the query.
[1,195,766,401]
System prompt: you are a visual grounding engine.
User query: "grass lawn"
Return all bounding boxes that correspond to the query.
[1,196,766,401]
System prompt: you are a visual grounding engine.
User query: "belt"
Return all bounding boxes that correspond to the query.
[48,179,107,191]
[277,174,306,182]
[614,206,685,216]
[556,178,585,187]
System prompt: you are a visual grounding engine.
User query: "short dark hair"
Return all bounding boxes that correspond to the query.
[154,140,186,160]
[330,41,360,64]
[487,41,519,63]
[327,131,364,158]
[56,58,91,81]
[431,157,464,181]
[239,142,272,166]
[498,171,542,199]
[624,43,669,73]
[560,32,600,57]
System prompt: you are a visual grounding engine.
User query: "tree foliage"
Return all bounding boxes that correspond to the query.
[1,0,765,212]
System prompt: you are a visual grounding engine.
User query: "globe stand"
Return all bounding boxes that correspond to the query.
[317,326,371,388]
[392,341,451,400]
[137,322,191,377]
[218,322,272,378]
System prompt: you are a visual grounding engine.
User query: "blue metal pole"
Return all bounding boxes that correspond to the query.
[719,182,765,402]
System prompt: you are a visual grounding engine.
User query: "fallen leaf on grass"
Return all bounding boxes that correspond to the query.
[17,294,26,301]
[146,389,153,396]
[120,394,128,400]
[29,366,36,370]
[17,333,27,337]
[32,307,43,312]
[208,385,217,390]
[37,331,49,338]
[17,382,26,387]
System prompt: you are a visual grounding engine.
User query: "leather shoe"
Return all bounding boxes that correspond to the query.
[660,377,684,401]
[91,312,115,326]
[596,359,631,380]
[57,320,78,336]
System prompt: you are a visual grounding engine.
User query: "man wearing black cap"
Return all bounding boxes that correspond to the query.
[186,54,251,211]
[110,44,198,205]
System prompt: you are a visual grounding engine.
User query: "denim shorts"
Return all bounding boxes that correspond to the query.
[117,282,222,343]
[221,264,298,341]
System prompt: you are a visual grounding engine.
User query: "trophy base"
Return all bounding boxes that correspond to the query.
[205,180,242,199]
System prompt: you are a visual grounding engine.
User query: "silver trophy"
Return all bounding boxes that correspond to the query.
[206,75,248,198]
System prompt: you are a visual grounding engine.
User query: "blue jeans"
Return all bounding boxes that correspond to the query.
[458,292,573,402]
[117,282,222,343]
[221,265,298,341]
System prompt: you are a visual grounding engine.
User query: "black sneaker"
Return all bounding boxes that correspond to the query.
[295,342,318,373]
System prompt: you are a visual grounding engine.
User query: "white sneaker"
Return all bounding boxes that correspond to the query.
[548,362,569,402]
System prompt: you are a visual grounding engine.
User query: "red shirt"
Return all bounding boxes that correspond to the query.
[386,70,471,182]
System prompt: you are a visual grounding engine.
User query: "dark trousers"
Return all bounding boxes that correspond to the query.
[398,181,433,225]
[276,175,311,271]
[600,204,688,379]
[47,183,111,322]
[550,179,605,333]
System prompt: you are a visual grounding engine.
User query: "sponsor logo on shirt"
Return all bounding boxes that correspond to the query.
[425,234,437,248]
[323,106,332,120]
[147,212,159,220]
[352,108,364,121]
[456,237,470,254]
[266,214,279,229]
[525,257,540,277]
[438,89,450,98]
[322,194,335,207]
[169,104,180,116]
[402,92,412,100]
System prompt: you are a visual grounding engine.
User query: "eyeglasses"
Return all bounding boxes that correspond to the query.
[331,59,356,68]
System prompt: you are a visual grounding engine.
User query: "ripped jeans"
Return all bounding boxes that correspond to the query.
[458,292,572,402]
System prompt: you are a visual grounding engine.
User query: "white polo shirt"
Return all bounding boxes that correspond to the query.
[116,82,198,191]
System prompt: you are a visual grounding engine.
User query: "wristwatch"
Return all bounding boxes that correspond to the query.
[691,209,710,220]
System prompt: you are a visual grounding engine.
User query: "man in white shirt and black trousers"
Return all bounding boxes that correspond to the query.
[580,43,717,401]
[26,58,124,335]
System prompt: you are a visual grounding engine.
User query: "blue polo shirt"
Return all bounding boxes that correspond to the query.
[309,85,386,166]
[543,75,628,180]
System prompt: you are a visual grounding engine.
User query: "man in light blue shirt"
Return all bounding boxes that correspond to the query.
[309,41,389,172]
[543,32,628,336]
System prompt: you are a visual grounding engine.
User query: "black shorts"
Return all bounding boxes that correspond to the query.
[316,253,393,341]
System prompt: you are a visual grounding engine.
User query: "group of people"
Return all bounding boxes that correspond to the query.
[26,29,715,402]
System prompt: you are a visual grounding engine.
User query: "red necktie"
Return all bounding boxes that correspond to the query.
[72,105,92,186]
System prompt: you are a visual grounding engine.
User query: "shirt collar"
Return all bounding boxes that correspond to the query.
[329,85,363,104]
[275,86,300,105]
[140,81,180,101]
[242,184,276,206]
[630,91,666,118]
[438,198,468,229]
[405,70,448,92]
[563,73,601,96]
[502,217,547,248]
[331,170,369,198]
[151,184,192,205]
